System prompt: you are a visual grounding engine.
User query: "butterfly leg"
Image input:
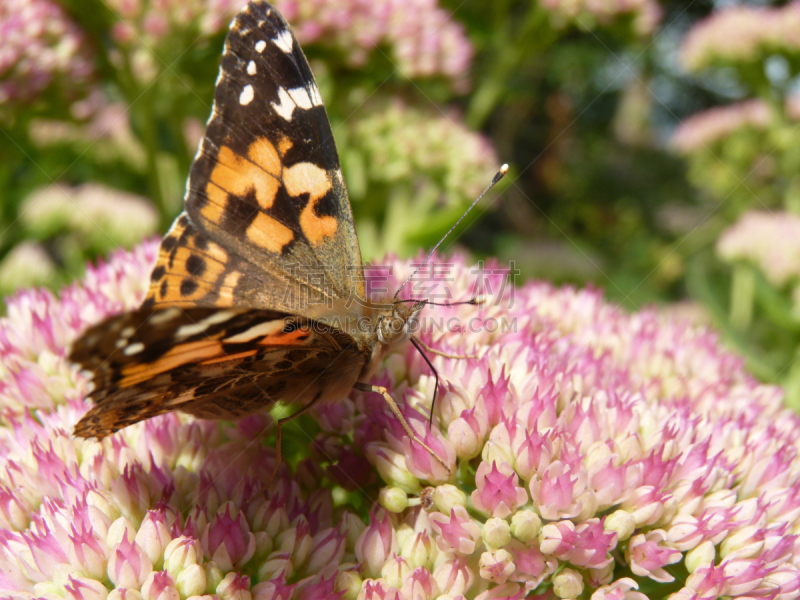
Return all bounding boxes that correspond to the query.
[269,393,324,486]
[353,382,452,477]
[412,336,479,360]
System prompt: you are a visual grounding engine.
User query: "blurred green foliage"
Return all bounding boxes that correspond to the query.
[5,0,800,406]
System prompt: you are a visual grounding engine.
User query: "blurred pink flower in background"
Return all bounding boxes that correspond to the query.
[671,97,800,153]
[1,240,800,598]
[274,0,472,83]
[0,0,96,107]
[681,2,800,72]
[538,0,662,36]
[717,210,800,288]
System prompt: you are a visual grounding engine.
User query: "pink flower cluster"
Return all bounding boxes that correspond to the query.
[106,0,249,48]
[0,0,95,106]
[717,210,800,288]
[2,241,800,600]
[349,99,499,206]
[671,97,800,153]
[681,2,800,72]
[274,0,472,83]
[538,0,662,37]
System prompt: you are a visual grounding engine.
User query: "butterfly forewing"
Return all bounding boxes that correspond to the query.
[144,0,364,315]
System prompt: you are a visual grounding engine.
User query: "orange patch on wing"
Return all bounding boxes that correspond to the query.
[247,212,294,253]
[120,341,223,386]
[205,139,282,219]
[200,349,258,365]
[278,135,293,157]
[283,162,337,244]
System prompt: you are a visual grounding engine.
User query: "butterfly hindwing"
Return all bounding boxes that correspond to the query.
[145,0,365,315]
[71,307,366,439]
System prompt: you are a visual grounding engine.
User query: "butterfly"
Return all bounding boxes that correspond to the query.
[69,0,505,479]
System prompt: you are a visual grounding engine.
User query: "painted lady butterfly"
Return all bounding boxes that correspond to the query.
[70,0,506,477]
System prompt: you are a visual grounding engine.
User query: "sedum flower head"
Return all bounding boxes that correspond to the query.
[538,0,662,37]
[0,0,96,107]
[274,0,472,83]
[717,210,800,288]
[1,240,800,600]
[680,2,800,72]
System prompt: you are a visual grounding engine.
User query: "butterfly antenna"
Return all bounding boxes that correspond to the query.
[393,164,509,300]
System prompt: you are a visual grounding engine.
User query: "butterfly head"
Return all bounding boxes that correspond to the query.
[376,300,426,346]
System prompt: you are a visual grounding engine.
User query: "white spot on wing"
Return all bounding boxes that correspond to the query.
[270,86,323,121]
[124,342,145,356]
[273,29,293,53]
[239,84,254,105]
[175,311,237,340]
[225,321,284,343]
[247,60,257,75]
[149,307,182,326]
[271,87,295,121]
[255,40,267,53]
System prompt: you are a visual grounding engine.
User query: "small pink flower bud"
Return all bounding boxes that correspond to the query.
[334,570,362,600]
[251,576,295,600]
[622,486,666,527]
[175,564,206,598]
[216,572,252,600]
[590,577,648,600]
[481,425,516,468]
[163,536,201,576]
[474,583,523,600]
[400,530,437,569]
[201,505,256,571]
[719,525,764,560]
[447,407,486,460]
[113,466,151,523]
[356,579,402,600]
[685,541,715,573]
[65,575,109,600]
[403,425,456,483]
[432,484,468,514]
[381,555,411,589]
[433,557,474,597]
[479,548,515,584]
[379,487,409,513]
[71,524,109,579]
[510,509,541,543]
[257,551,294,581]
[401,567,440,600]
[430,506,482,555]
[275,522,312,568]
[340,512,367,552]
[135,510,174,569]
[141,571,179,600]
[305,528,345,575]
[530,461,588,520]
[366,443,421,493]
[471,461,528,518]
[604,510,635,541]
[482,517,511,548]
[627,530,682,583]
[553,568,584,599]
[108,536,153,588]
[355,510,398,578]
[197,563,219,593]
[512,428,552,480]
[108,516,138,548]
